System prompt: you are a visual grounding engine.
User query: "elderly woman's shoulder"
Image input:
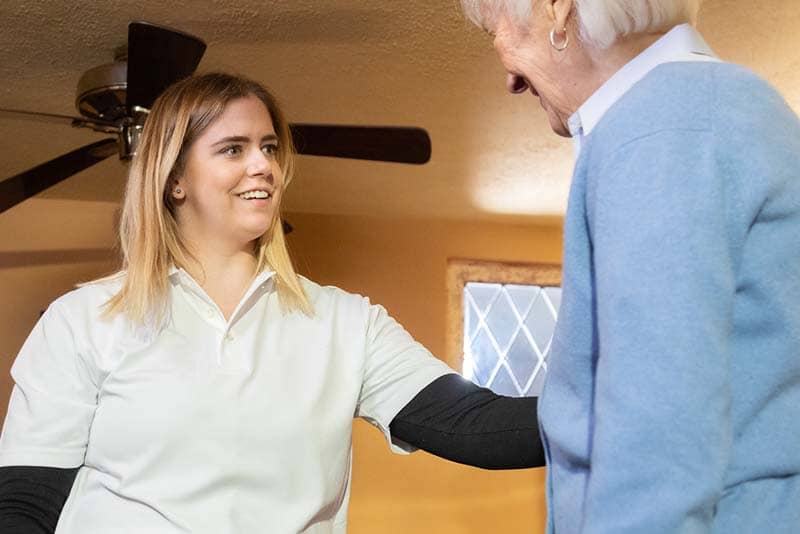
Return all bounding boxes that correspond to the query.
[651,62,796,133]
[705,62,795,116]
[592,61,793,153]
[643,61,783,114]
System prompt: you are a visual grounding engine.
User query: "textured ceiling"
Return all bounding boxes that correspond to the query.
[1,0,799,223]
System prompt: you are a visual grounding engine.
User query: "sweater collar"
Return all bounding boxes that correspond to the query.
[568,23,718,143]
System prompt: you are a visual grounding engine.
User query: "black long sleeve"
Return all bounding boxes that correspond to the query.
[0,465,79,533]
[389,373,545,469]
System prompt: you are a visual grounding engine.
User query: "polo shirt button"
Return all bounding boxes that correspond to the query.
[226,333,234,341]
[206,309,214,318]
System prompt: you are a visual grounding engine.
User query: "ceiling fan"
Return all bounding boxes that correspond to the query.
[0,21,432,222]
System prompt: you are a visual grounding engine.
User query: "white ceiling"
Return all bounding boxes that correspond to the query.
[1,0,799,224]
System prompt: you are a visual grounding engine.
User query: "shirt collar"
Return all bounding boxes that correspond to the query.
[568,24,718,140]
[169,264,276,289]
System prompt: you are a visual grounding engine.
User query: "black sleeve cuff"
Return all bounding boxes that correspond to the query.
[0,465,79,533]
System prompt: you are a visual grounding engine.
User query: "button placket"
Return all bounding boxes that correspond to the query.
[177,273,224,327]
[217,329,247,372]
[183,270,273,372]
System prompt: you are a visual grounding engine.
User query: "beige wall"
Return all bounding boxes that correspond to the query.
[0,199,119,406]
[285,212,563,534]
[1,203,563,533]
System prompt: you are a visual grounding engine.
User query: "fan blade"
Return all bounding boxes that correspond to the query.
[0,108,109,127]
[0,108,118,132]
[126,21,206,112]
[0,139,117,214]
[289,124,431,164]
[1,107,80,125]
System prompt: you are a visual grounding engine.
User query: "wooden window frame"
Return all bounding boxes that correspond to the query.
[445,258,562,369]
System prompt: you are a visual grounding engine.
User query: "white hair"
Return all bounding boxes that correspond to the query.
[461,0,703,49]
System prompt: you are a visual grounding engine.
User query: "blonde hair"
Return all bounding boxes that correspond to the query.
[100,72,312,326]
[462,0,703,49]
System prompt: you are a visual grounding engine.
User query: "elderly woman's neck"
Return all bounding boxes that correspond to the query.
[578,31,667,104]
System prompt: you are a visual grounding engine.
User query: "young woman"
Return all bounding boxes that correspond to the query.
[0,73,542,533]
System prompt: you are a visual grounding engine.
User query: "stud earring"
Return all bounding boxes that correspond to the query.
[174,187,182,195]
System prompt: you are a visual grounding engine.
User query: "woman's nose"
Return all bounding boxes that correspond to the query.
[248,148,272,175]
[506,73,528,94]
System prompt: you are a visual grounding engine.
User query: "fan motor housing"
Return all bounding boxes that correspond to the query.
[76,61,128,123]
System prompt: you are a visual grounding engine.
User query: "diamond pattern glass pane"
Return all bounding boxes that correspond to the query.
[467,328,500,386]
[525,293,557,354]
[505,333,539,394]
[463,282,561,397]
[488,364,520,397]
[484,292,519,351]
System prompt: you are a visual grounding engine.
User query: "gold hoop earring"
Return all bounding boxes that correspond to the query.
[549,26,569,51]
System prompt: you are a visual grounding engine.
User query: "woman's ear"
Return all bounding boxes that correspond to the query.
[548,0,575,31]
[170,180,186,200]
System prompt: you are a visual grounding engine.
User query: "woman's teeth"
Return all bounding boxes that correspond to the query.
[239,190,271,200]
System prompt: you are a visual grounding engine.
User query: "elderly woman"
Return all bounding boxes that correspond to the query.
[462,0,800,533]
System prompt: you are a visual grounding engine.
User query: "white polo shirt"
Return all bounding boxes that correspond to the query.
[0,268,453,533]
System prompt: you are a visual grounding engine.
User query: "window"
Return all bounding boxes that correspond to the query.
[447,259,561,397]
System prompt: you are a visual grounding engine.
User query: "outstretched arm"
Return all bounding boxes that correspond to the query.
[390,374,544,469]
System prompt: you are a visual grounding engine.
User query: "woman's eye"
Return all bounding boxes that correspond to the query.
[262,144,279,157]
[221,145,242,156]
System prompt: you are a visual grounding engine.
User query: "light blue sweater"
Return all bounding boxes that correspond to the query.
[539,61,800,533]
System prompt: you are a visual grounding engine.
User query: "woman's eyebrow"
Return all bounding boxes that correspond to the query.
[211,133,278,146]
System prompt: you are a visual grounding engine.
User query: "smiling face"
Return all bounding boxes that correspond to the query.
[490,4,583,137]
[171,95,282,250]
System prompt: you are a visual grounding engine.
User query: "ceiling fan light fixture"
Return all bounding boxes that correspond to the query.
[75,61,128,122]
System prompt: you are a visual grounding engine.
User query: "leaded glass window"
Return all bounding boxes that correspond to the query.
[462,282,561,397]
